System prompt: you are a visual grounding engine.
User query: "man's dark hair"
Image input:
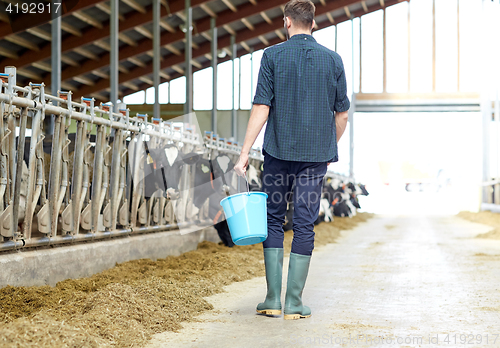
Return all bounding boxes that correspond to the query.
[284,0,316,30]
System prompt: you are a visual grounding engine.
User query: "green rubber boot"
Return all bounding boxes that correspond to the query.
[284,252,312,320]
[256,248,284,316]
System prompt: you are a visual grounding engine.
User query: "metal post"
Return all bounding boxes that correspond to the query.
[432,0,436,92]
[231,35,237,139]
[153,0,160,119]
[250,48,254,102]
[185,0,193,122]
[110,0,119,106]
[457,0,460,92]
[383,7,387,93]
[350,19,355,179]
[359,18,362,92]
[407,2,411,92]
[482,99,491,204]
[496,95,500,204]
[49,0,61,134]
[239,53,242,115]
[211,17,218,132]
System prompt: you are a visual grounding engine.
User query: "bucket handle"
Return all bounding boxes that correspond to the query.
[244,173,250,195]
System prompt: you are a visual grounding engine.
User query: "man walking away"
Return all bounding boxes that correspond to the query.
[234,0,350,320]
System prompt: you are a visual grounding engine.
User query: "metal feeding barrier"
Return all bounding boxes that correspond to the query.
[0,66,352,252]
[0,66,262,252]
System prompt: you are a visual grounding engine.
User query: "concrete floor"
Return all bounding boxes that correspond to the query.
[147,215,500,348]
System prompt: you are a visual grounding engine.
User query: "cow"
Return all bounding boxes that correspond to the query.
[129,140,200,226]
[192,154,251,247]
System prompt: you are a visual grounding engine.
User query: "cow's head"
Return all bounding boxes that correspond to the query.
[148,143,200,199]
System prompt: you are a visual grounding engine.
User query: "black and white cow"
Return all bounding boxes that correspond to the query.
[140,142,200,199]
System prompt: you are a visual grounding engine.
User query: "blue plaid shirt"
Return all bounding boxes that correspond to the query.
[253,34,350,163]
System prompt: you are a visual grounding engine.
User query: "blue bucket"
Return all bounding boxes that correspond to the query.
[220,192,268,246]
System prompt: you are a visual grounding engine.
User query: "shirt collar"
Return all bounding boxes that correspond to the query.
[289,33,316,42]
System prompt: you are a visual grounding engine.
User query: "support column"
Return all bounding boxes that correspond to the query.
[153,0,160,119]
[350,19,355,179]
[432,0,436,92]
[211,17,217,133]
[495,95,500,204]
[49,0,61,134]
[110,0,119,106]
[349,94,355,179]
[383,7,387,93]
[482,99,492,204]
[184,0,193,122]
[231,35,237,139]
[250,48,254,102]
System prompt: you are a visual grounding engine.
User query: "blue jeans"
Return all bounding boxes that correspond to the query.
[261,150,327,256]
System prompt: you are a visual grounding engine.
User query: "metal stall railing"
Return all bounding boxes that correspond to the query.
[0,67,267,252]
[0,66,355,253]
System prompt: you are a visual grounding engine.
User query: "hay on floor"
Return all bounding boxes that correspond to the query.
[0,213,372,348]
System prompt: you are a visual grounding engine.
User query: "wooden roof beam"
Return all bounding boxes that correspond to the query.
[96,3,125,21]
[222,0,237,12]
[326,12,335,24]
[4,34,40,51]
[258,35,269,46]
[223,24,236,35]
[344,6,351,18]
[73,47,99,60]
[165,44,182,55]
[0,47,18,59]
[241,18,254,31]
[159,71,171,80]
[191,59,202,69]
[361,1,368,12]
[260,12,273,24]
[128,57,147,68]
[73,11,103,29]
[26,27,52,41]
[139,76,153,85]
[94,40,111,51]
[240,41,251,52]
[55,0,363,88]
[160,19,177,33]
[4,0,282,71]
[122,82,139,91]
[275,29,285,41]
[171,65,184,75]
[135,26,153,39]
[60,21,82,37]
[73,0,375,97]
[200,3,217,17]
[92,70,109,79]
[119,33,138,47]
[61,55,80,67]
[73,76,95,86]
[17,69,42,81]
[0,0,108,37]
[122,0,147,13]
[32,62,52,72]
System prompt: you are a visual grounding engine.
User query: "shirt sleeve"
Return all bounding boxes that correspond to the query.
[253,50,274,106]
[334,57,350,113]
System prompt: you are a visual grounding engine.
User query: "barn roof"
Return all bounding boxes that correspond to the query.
[0,0,402,101]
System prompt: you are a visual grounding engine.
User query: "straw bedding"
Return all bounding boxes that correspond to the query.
[0,213,372,347]
[457,210,500,239]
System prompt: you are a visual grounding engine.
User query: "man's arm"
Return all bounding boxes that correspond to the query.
[234,104,270,176]
[335,110,349,143]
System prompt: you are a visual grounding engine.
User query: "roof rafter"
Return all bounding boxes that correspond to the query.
[76,0,398,97]
[0,0,107,37]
